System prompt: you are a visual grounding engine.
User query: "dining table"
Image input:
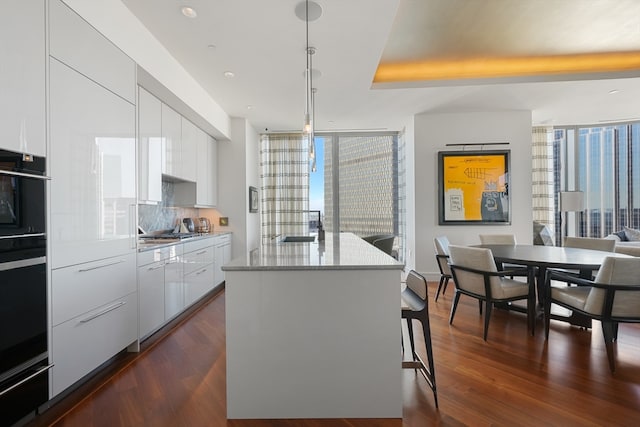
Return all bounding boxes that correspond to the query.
[476,244,633,328]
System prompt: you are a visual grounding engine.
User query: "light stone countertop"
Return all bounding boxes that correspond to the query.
[222,232,403,271]
[137,231,231,252]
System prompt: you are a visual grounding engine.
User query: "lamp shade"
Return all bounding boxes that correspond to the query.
[559,191,584,212]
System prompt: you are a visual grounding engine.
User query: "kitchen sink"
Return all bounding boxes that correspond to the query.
[280,235,315,243]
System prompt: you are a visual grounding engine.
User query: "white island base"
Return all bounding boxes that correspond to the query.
[224,233,403,419]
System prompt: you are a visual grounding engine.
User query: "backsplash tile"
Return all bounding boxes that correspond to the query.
[138,181,197,233]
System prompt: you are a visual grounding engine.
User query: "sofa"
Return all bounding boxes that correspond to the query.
[605,227,640,257]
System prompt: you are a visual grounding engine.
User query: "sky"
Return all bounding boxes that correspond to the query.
[309,136,324,213]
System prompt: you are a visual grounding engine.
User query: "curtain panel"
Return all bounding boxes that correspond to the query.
[531,126,555,233]
[260,134,309,244]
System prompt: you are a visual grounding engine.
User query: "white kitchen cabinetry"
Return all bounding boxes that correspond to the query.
[0,0,46,156]
[214,234,232,285]
[183,238,215,307]
[174,129,217,207]
[50,253,137,396]
[49,0,138,399]
[138,260,165,338]
[138,87,162,204]
[137,244,183,338]
[180,118,198,183]
[161,103,182,179]
[49,58,136,268]
[197,133,218,207]
[49,0,135,104]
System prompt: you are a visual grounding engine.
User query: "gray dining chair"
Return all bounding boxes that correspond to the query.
[448,245,535,340]
[433,236,452,301]
[544,256,640,372]
[479,234,517,245]
[563,236,615,252]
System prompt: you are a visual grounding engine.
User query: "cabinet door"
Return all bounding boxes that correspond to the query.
[196,133,218,207]
[180,118,198,182]
[184,264,214,307]
[49,59,136,268]
[164,256,184,320]
[161,103,181,178]
[138,87,162,203]
[138,260,165,338]
[49,0,135,104]
[0,0,45,156]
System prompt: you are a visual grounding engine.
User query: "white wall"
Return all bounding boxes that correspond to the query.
[218,118,260,259]
[61,0,230,139]
[414,110,533,279]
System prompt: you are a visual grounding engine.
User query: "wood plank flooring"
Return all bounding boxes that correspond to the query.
[27,284,640,427]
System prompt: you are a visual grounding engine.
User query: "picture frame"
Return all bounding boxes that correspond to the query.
[249,186,258,213]
[438,150,511,225]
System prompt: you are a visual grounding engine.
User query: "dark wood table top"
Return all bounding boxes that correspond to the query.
[476,244,632,270]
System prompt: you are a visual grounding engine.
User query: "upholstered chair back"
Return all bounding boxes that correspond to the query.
[479,234,516,244]
[564,236,615,252]
[585,257,640,317]
[434,236,452,276]
[448,245,500,296]
[405,269,427,301]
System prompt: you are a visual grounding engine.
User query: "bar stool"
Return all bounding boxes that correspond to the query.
[402,270,438,408]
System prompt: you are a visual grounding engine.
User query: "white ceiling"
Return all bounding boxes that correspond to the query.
[121,0,640,135]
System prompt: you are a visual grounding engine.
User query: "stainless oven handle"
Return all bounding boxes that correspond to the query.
[79,301,126,323]
[0,364,54,397]
[0,256,46,272]
[0,233,46,240]
[78,259,125,272]
[0,169,51,180]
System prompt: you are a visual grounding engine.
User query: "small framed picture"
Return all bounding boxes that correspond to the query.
[249,186,258,213]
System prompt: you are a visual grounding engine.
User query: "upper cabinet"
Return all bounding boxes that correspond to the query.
[180,118,198,183]
[196,133,218,207]
[161,103,182,179]
[49,0,137,268]
[138,87,162,203]
[49,0,135,104]
[0,0,46,156]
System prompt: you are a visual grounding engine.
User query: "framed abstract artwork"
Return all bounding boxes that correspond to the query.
[438,150,511,225]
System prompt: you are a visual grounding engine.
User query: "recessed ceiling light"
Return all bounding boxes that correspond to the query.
[608,89,620,94]
[246,105,253,110]
[207,44,216,50]
[223,71,235,78]
[181,6,197,18]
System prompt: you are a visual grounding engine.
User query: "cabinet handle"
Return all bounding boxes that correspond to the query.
[78,259,125,272]
[147,263,165,271]
[196,268,208,275]
[0,364,54,397]
[79,301,126,323]
[196,250,207,255]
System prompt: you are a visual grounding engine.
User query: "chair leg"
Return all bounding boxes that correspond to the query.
[483,299,493,341]
[420,313,438,408]
[442,276,449,296]
[601,321,617,373]
[449,292,461,325]
[613,322,619,341]
[406,318,416,362]
[435,276,445,302]
[478,299,483,315]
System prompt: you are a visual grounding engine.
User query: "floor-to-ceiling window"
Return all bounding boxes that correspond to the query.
[553,122,640,241]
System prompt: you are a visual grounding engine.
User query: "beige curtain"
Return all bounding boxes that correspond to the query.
[260,133,309,243]
[531,126,555,234]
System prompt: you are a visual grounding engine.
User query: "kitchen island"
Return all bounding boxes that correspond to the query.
[222,232,404,419]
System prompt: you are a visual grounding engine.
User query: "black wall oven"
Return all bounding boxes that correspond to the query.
[0,149,51,426]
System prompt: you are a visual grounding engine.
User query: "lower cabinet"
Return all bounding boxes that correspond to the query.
[214,234,232,285]
[50,252,137,397]
[184,263,215,307]
[182,238,215,307]
[51,291,137,396]
[137,244,183,340]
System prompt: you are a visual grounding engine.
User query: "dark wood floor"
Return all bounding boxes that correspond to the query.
[27,283,640,427]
